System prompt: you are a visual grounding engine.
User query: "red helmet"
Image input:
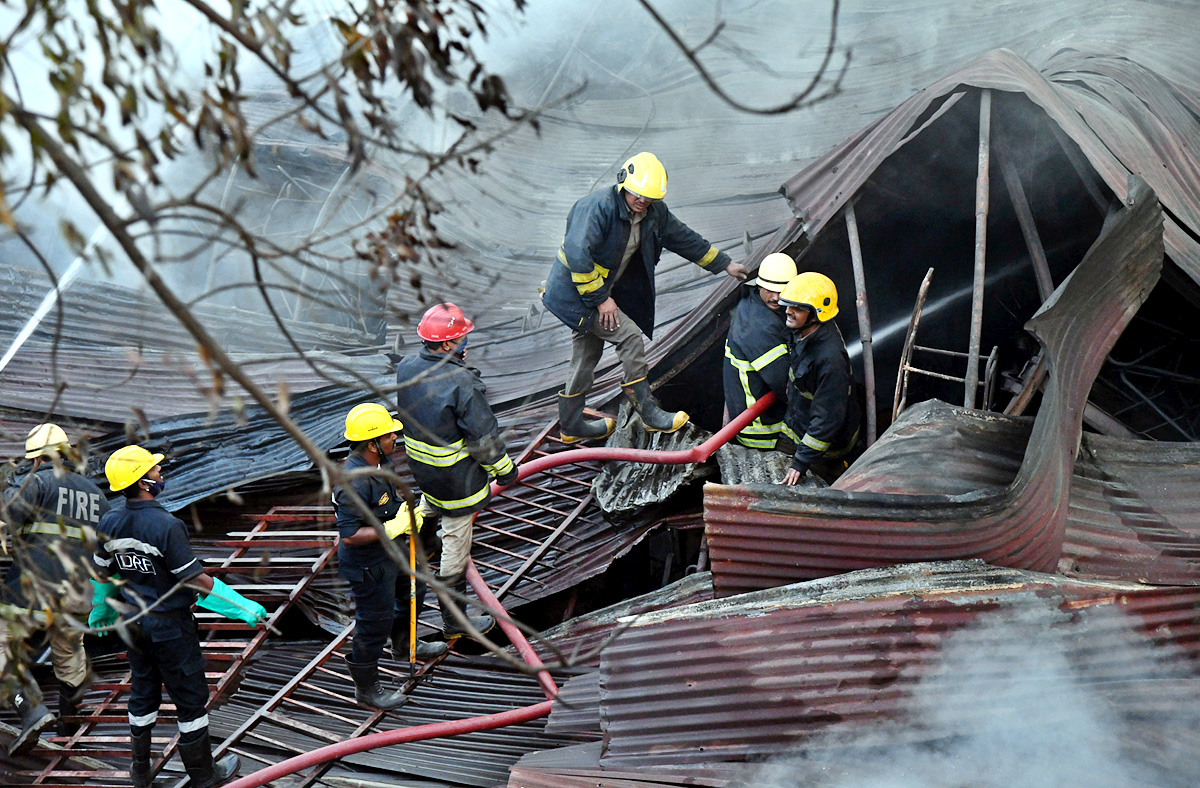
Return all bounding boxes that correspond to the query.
[417,302,475,342]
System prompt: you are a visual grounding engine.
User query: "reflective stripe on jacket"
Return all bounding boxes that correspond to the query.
[722,287,795,449]
[394,349,513,516]
[785,320,860,470]
[542,185,731,338]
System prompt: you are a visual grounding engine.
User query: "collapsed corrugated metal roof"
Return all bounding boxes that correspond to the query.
[706,176,1163,596]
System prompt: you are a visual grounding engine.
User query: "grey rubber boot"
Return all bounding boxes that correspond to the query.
[438,573,496,639]
[557,391,615,444]
[391,616,448,662]
[130,727,153,788]
[344,656,407,711]
[620,377,689,433]
[8,688,55,756]
[177,728,238,788]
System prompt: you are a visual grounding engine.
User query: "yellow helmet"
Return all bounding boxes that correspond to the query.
[778,272,839,322]
[750,253,798,292]
[616,152,667,200]
[105,445,165,492]
[344,403,404,442]
[25,423,70,459]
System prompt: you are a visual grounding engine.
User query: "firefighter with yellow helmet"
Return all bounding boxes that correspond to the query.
[777,272,862,485]
[333,402,447,713]
[91,444,266,787]
[541,152,748,441]
[1,424,109,755]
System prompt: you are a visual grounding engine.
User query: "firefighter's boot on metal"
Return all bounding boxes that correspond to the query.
[130,727,153,788]
[178,728,238,788]
[391,613,448,662]
[57,678,88,737]
[621,377,688,433]
[557,391,615,444]
[439,573,495,639]
[8,688,55,756]
[345,656,407,711]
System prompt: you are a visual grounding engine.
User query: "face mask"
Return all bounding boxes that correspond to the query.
[144,478,166,497]
[455,334,468,359]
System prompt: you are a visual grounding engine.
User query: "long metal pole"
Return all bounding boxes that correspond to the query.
[1001,156,1054,302]
[844,201,877,445]
[965,89,992,408]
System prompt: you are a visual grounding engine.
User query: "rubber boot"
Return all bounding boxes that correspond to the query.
[178,728,238,788]
[130,727,153,788]
[57,678,88,737]
[8,688,55,756]
[391,618,448,662]
[438,573,496,639]
[344,656,407,711]
[621,377,689,433]
[557,391,615,444]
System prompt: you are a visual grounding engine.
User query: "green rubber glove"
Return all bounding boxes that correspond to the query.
[89,579,120,635]
[197,577,268,626]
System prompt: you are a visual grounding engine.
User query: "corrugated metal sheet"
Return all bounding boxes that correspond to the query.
[593,560,1200,769]
[781,48,1200,282]
[705,177,1162,597]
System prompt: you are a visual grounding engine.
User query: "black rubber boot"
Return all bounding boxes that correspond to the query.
[9,688,55,756]
[391,617,448,662]
[57,679,88,737]
[621,377,689,433]
[130,727,153,788]
[438,573,496,639]
[557,391,615,444]
[344,656,407,711]
[177,728,238,788]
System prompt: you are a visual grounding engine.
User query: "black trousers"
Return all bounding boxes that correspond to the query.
[126,612,209,733]
[344,558,427,664]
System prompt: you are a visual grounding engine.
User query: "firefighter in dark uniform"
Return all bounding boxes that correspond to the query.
[541,151,748,442]
[335,402,447,712]
[722,253,802,451]
[777,273,862,485]
[1,424,109,755]
[395,303,517,640]
[90,445,267,788]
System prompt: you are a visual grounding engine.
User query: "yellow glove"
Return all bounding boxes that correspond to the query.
[383,501,423,540]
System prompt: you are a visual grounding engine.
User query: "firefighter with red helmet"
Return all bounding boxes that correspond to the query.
[394,303,516,640]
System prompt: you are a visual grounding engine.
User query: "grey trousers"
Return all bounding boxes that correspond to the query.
[564,307,648,395]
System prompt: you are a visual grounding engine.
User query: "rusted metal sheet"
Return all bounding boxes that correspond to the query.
[593,561,1200,770]
[705,179,1162,597]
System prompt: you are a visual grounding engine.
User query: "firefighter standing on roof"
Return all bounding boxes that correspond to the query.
[394,303,515,641]
[1,424,109,756]
[334,403,447,712]
[777,273,862,485]
[541,151,749,442]
[722,253,801,452]
[90,445,267,788]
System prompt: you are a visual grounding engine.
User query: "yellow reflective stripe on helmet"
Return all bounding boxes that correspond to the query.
[482,453,514,478]
[696,246,720,267]
[750,344,788,372]
[422,483,490,511]
[404,436,470,468]
[801,433,831,452]
[21,522,94,540]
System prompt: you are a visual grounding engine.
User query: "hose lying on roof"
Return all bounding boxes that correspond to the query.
[223,392,776,788]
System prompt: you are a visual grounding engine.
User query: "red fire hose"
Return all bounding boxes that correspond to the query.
[221,392,775,788]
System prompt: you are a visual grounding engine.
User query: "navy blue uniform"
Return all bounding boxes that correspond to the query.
[92,500,210,734]
[785,320,861,476]
[723,287,796,450]
[334,452,420,664]
[394,349,515,516]
[4,465,109,608]
[542,185,732,338]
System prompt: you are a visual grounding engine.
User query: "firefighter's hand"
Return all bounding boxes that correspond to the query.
[780,466,807,486]
[495,464,519,487]
[725,263,749,282]
[597,298,619,331]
